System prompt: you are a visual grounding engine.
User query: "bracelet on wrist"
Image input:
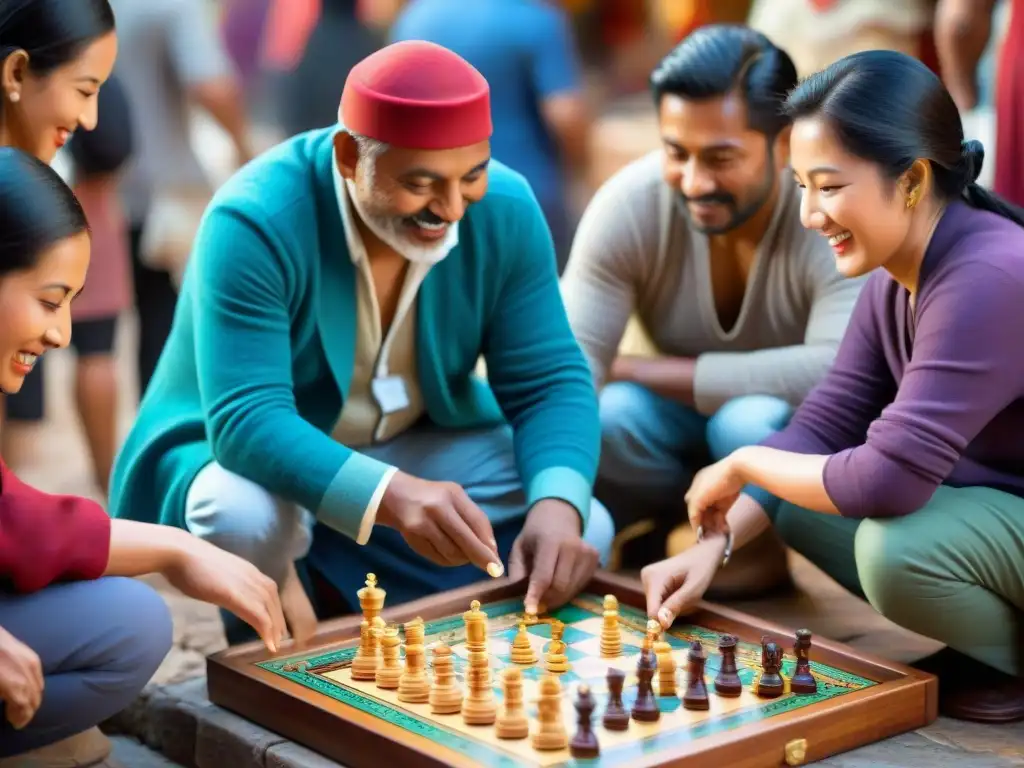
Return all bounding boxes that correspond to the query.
[696,525,733,567]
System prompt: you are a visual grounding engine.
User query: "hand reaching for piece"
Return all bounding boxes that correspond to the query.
[641,536,728,629]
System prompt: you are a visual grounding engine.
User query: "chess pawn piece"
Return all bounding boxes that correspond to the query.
[790,629,818,695]
[600,595,622,658]
[351,617,383,681]
[531,675,568,751]
[510,623,537,665]
[654,640,676,697]
[462,649,497,725]
[643,618,661,651]
[713,634,743,698]
[428,644,463,714]
[398,618,429,703]
[495,668,529,739]
[357,573,386,623]
[463,600,488,654]
[544,621,570,674]
[756,637,785,699]
[631,648,660,722]
[682,641,710,711]
[602,668,630,731]
[569,684,600,759]
[374,625,403,689]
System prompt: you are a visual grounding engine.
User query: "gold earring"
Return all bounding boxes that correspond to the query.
[905,188,918,209]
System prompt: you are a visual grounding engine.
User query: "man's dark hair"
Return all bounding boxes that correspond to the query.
[649,24,798,138]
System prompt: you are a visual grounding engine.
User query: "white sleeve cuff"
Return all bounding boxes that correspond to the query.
[355,465,399,545]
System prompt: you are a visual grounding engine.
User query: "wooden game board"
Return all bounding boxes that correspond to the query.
[207,572,937,768]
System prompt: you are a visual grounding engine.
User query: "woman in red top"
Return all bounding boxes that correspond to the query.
[0,152,286,768]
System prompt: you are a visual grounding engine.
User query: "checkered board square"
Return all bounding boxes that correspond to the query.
[259,593,878,767]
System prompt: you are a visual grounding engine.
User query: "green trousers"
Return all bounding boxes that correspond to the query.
[765,485,1024,677]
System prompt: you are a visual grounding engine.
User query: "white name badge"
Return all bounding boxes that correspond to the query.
[371,375,410,415]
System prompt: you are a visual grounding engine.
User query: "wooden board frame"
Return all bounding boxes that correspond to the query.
[207,571,938,767]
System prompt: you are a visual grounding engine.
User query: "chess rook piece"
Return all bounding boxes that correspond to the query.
[428,644,463,714]
[357,573,386,624]
[463,600,488,654]
[462,649,497,725]
[495,668,529,739]
[790,629,818,695]
[397,618,429,703]
[569,684,600,759]
[653,639,676,697]
[374,625,403,689]
[631,648,660,722]
[544,621,570,674]
[351,617,383,681]
[600,595,622,658]
[756,637,785,699]
[602,668,630,731]
[510,623,537,665]
[531,675,568,750]
[682,641,710,711]
[713,635,743,698]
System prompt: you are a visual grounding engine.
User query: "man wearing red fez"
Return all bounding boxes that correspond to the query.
[108,41,613,642]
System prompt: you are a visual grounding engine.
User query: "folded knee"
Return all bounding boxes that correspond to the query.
[95,578,173,682]
[854,518,936,616]
[706,395,793,460]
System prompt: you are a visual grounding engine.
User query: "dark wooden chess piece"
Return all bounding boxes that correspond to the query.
[790,628,818,694]
[756,636,785,699]
[714,634,742,698]
[682,640,710,711]
[570,684,600,758]
[631,649,660,722]
[602,668,630,731]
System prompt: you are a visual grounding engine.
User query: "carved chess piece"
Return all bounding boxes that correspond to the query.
[569,684,600,759]
[495,668,529,739]
[714,634,743,697]
[600,595,622,658]
[631,648,660,722]
[544,621,570,674]
[374,625,402,689]
[531,675,568,751]
[643,618,661,651]
[653,639,676,697]
[462,649,497,725]
[428,644,463,714]
[463,600,488,655]
[602,668,630,731]
[682,641,710,711]
[756,636,785,699]
[357,573,385,624]
[351,616,384,681]
[790,629,818,695]
[510,623,537,665]
[398,618,429,703]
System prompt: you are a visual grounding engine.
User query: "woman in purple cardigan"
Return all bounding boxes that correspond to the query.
[641,49,1024,723]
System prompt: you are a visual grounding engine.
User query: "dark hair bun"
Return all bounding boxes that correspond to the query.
[960,139,985,186]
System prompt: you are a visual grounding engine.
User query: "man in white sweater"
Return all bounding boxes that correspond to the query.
[562,25,865,585]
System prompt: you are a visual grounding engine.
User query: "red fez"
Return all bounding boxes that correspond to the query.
[341,41,492,150]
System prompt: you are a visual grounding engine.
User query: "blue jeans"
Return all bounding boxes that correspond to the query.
[0,578,172,757]
[597,382,793,525]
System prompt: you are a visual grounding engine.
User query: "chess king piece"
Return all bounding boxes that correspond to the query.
[374,625,403,689]
[428,644,463,714]
[757,636,785,699]
[602,668,630,731]
[357,573,386,624]
[631,648,660,722]
[653,639,676,697]
[495,668,529,739]
[351,616,385,681]
[463,600,488,655]
[790,629,818,695]
[531,675,568,751]
[569,684,600,759]
[713,635,743,698]
[510,623,537,665]
[462,649,497,725]
[544,621,570,674]
[682,641,710,711]
[600,594,622,658]
[398,618,429,703]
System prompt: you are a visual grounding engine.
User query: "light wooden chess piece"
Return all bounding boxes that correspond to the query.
[374,625,402,689]
[398,618,429,703]
[654,639,676,697]
[544,621,570,674]
[495,668,529,739]
[357,573,386,624]
[462,649,497,725]
[531,674,568,751]
[510,623,537,665]
[463,600,488,655]
[644,618,661,651]
[428,644,462,714]
[600,595,622,658]
[351,616,385,681]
